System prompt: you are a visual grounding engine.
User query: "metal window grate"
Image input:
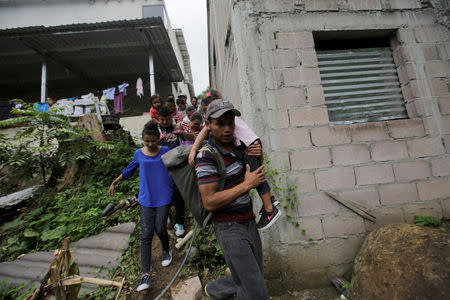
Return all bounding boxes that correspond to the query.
[317,47,408,125]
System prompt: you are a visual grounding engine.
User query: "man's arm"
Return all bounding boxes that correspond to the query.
[198,164,266,211]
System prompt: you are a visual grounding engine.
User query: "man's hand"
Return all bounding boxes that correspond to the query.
[246,141,262,160]
[244,164,266,190]
[188,149,196,167]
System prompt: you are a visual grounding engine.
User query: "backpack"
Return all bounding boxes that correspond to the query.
[161,144,226,227]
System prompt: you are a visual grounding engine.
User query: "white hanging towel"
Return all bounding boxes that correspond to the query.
[118,83,129,95]
[103,87,116,100]
[136,77,144,98]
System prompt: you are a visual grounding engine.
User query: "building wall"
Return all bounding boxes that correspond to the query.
[208,0,450,293]
[0,0,192,101]
[0,0,164,29]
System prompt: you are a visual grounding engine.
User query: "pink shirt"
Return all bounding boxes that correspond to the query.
[234,117,258,147]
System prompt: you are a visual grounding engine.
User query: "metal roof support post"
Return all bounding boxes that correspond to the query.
[149,54,155,95]
[40,61,47,103]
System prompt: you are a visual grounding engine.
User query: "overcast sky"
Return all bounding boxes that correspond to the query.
[165,0,209,96]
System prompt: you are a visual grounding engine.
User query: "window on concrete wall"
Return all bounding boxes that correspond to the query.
[315,33,408,125]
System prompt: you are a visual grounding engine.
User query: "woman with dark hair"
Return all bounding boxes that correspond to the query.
[108,121,174,291]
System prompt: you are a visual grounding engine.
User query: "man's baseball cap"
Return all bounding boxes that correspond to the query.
[206,99,241,120]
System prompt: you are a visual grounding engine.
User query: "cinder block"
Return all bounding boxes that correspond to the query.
[355,164,395,185]
[431,156,450,177]
[387,118,425,138]
[268,151,291,172]
[323,212,365,238]
[389,0,421,9]
[444,135,450,153]
[351,122,389,142]
[298,192,340,216]
[271,49,300,69]
[438,96,450,115]
[332,144,371,166]
[290,148,331,170]
[260,0,295,12]
[301,49,319,67]
[402,201,443,223]
[315,167,355,191]
[365,207,405,231]
[305,0,338,11]
[408,137,446,158]
[276,31,315,49]
[401,84,413,102]
[414,98,435,117]
[422,45,441,61]
[396,28,416,44]
[282,68,303,87]
[270,87,307,108]
[417,178,450,201]
[279,216,324,243]
[408,79,422,98]
[260,32,276,50]
[425,61,448,78]
[393,160,431,181]
[290,107,329,126]
[337,186,380,209]
[371,141,409,162]
[441,198,450,219]
[441,115,450,134]
[311,126,351,146]
[307,85,325,106]
[275,109,290,129]
[279,235,364,272]
[380,183,419,205]
[430,77,449,97]
[280,127,311,149]
[405,101,418,118]
[301,68,322,85]
[290,172,317,193]
[346,0,382,10]
[414,26,448,43]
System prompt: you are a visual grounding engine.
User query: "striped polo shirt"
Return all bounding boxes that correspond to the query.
[195,138,255,223]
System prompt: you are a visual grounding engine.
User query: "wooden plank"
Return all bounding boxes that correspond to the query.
[325,192,376,222]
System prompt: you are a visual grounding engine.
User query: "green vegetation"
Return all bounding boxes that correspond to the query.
[0,108,139,261]
[414,215,446,232]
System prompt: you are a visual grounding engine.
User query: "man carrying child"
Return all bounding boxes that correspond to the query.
[195,99,270,299]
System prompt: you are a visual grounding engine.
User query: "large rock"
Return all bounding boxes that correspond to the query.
[349,223,449,299]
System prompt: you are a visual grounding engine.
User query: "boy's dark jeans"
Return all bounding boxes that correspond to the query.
[207,220,269,300]
[140,204,170,274]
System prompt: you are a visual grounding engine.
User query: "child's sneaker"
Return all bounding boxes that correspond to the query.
[162,249,172,267]
[259,196,280,215]
[257,206,281,231]
[136,273,150,291]
[174,223,185,237]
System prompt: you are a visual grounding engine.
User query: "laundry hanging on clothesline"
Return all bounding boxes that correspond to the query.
[103,87,116,100]
[136,77,144,98]
[118,83,129,95]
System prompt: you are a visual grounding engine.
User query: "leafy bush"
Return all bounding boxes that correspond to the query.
[0,129,139,262]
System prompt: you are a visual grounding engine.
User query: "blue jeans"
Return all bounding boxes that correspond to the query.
[140,204,170,274]
[207,220,269,300]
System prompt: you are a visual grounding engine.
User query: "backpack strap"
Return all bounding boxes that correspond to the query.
[198,145,226,191]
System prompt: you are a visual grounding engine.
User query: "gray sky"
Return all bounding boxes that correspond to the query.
[165,0,209,96]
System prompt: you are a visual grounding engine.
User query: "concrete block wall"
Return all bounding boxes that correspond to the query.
[209,0,450,292]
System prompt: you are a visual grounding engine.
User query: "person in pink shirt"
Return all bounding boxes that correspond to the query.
[149,94,162,122]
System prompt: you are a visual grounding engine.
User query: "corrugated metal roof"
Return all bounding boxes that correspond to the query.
[317,47,408,125]
[0,17,184,98]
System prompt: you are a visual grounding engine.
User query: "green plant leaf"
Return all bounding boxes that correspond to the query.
[1,218,22,231]
[24,228,40,238]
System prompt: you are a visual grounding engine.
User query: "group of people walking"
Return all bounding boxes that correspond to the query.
[109,90,280,298]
